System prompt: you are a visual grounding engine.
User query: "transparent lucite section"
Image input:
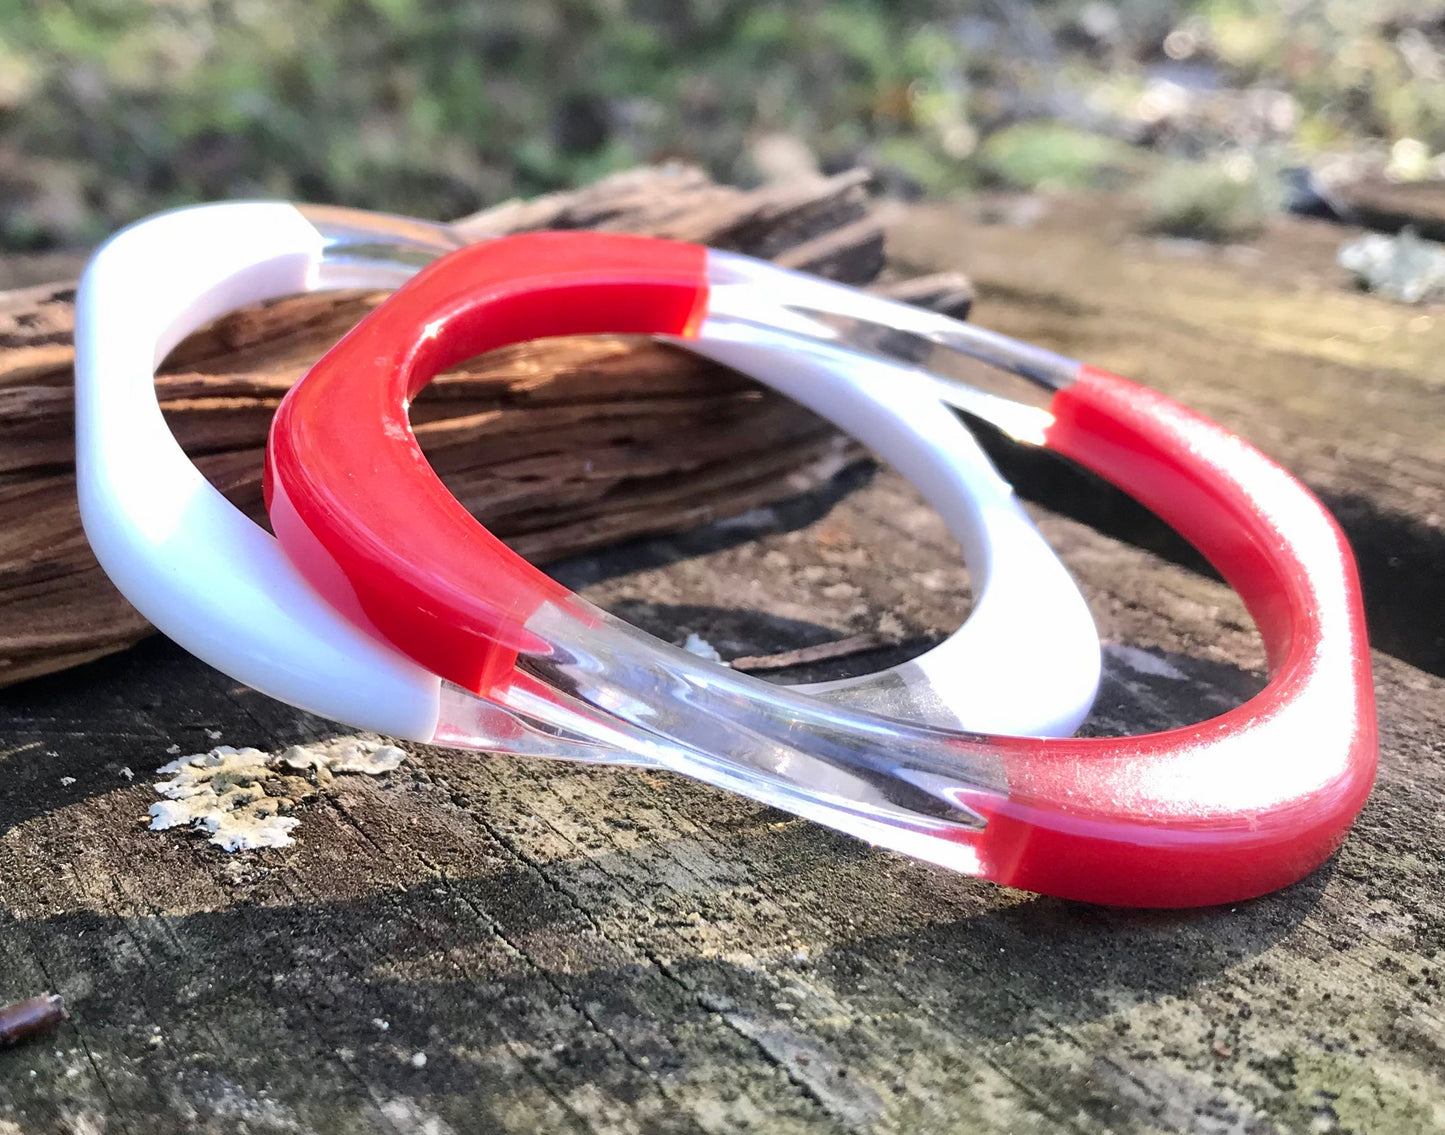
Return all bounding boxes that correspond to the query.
[429,596,1009,874]
[703,249,1082,397]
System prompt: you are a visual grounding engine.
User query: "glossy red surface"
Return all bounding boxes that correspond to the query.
[964,367,1377,905]
[265,231,710,692]
[267,233,1377,907]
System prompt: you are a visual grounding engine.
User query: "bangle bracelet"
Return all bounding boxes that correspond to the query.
[74,202,1100,770]
[265,228,1378,908]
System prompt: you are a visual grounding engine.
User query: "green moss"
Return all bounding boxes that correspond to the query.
[1284,1048,1443,1134]
[977,122,1148,192]
[873,135,975,193]
[1141,156,1282,242]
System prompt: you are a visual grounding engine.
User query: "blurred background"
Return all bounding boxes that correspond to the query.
[1,0,1443,250]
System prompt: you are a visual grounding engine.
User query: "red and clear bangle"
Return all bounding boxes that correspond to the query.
[265,230,1378,908]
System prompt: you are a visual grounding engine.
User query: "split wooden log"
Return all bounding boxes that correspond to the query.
[0,166,972,688]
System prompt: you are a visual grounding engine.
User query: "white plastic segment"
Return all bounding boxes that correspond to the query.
[74,204,446,740]
[689,323,1099,737]
[75,201,1099,750]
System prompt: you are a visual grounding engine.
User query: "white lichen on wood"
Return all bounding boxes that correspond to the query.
[1338,225,1445,303]
[682,632,725,663]
[147,736,407,852]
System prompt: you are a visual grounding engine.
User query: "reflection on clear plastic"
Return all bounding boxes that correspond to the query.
[704,249,1083,393]
[428,595,1009,874]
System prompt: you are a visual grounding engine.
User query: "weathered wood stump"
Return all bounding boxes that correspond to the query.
[1,186,1443,1134]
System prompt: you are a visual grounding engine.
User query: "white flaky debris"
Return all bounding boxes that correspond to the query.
[1104,642,1189,681]
[682,632,726,664]
[280,737,405,776]
[147,736,407,852]
[1338,226,1445,304]
[378,1099,455,1135]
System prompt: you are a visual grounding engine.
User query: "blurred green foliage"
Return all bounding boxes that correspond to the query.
[0,0,1443,247]
[977,121,1147,191]
[1142,152,1282,240]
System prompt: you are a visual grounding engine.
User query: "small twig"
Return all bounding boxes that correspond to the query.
[729,632,900,673]
[871,270,975,320]
[0,993,66,1047]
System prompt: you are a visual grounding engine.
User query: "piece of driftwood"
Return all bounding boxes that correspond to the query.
[1333,174,1445,242]
[1,189,1443,1133]
[0,165,972,687]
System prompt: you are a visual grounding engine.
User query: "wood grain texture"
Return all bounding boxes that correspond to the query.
[0,191,1442,1134]
[0,165,972,688]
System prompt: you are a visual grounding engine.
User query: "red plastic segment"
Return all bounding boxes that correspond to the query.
[265,231,710,693]
[966,367,1377,905]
